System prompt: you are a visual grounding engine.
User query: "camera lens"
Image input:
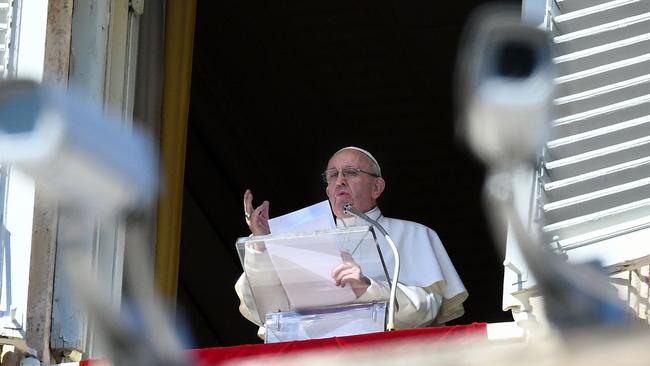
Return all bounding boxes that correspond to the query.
[496,41,537,79]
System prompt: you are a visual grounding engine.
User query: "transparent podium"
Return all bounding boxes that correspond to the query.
[236,226,390,343]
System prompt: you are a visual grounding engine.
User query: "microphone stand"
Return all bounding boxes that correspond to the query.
[343,203,400,331]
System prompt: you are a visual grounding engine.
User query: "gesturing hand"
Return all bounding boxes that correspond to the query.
[331,251,370,298]
[243,189,271,236]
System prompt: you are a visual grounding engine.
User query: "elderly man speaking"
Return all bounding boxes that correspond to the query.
[235,147,468,338]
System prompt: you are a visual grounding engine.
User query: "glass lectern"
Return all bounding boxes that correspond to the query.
[236,226,390,343]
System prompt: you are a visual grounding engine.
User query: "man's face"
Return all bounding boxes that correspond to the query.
[325,149,385,218]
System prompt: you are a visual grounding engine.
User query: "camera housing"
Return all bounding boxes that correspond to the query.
[456,7,555,168]
[0,80,157,214]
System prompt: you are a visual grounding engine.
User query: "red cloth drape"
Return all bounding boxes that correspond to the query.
[189,323,487,366]
[73,323,486,365]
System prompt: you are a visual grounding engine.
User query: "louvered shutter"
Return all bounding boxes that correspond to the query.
[539,0,650,258]
[0,0,13,327]
[503,0,650,319]
[0,0,12,215]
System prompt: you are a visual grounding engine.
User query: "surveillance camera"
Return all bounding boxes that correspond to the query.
[456,6,555,168]
[0,79,157,214]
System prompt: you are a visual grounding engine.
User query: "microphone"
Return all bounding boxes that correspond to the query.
[343,203,400,331]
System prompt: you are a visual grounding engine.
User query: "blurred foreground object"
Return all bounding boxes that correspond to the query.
[229,324,650,366]
[456,5,554,168]
[0,79,189,366]
[456,5,628,332]
[0,79,157,214]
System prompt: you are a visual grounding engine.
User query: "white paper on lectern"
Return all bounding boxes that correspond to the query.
[266,200,356,309]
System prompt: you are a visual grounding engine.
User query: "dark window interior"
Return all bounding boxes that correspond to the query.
[179,0,517,347]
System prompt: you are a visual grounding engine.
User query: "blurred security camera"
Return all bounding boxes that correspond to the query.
[456,6,555,168]
[0,79,157,214]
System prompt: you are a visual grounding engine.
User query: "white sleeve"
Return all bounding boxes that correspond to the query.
[234,273,262,326]
[234,246,289,329]
[355,278,443,329]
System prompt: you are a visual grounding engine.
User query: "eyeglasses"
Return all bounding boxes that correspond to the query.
[321,167,379,184]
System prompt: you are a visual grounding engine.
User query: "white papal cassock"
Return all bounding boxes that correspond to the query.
[235,207,468,339]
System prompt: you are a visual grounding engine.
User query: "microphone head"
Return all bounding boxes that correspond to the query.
[343,202,353,215]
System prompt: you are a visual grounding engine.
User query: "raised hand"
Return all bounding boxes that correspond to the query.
[243,189,271,236]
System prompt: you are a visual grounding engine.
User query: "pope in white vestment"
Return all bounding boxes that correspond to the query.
[237,146,468,338]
